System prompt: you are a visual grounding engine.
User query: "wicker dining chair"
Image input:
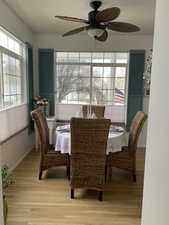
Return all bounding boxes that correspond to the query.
[70,118,111,201]
[31,108,69,180]
[82,105,105,118]
[107,111,147,182]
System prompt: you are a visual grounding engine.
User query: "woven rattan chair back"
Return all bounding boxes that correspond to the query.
[82,105,105,118]
[31,108,49,154]
[31,108,69,180]
[70,118,110,199]
[39,109,49,143]
[128,111,147,155]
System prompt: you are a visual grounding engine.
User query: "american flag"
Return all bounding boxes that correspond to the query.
[114,88,125,104]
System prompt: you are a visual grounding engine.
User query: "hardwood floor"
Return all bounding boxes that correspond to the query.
[6,148,145,225]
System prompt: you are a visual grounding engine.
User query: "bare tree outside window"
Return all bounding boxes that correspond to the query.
[56,52,128,105]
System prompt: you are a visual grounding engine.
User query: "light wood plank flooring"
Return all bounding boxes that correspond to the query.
[6,148,145,225]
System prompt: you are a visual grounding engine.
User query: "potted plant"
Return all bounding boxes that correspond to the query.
[1,164,14,225]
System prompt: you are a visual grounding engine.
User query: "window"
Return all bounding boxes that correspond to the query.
[0,27,26,110]
[56,52,128,105]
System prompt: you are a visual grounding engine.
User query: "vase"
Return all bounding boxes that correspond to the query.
[38,105,46,115]
[38,105,49,117]
[3,195,8,225]
[38,105,45,111]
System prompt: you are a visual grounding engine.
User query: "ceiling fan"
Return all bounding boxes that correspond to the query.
[55,0,140,42]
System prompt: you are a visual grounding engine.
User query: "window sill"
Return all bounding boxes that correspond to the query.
[55,103,126,106]
[0,102,27,113]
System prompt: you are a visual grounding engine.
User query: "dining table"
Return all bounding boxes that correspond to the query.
[55,124,127,154]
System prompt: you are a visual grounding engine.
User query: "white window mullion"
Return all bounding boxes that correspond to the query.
[90,53,93,105]
[21,45,27,104]
[112,54,117,104]
[90,64,93,105]
[1,53,5,108]
[0,52,3,109]
[78,52,80,104]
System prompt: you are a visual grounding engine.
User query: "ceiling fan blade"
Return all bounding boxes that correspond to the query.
[63,26,90,37]
[95,30,108,42]
[55,16,88,24]
[108,22,140,32]
[96,7,120,22]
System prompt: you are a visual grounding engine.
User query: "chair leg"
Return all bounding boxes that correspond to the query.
[71,189,74,199]
[133,174,136,182]
[39,170,43,180]
[98,191,103,201]
[67,166,70,180]
[133,163,136,182]
[133,159,136,182]
[105,165,107,183]
[108,167,112,182]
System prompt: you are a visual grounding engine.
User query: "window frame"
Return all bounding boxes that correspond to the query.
[55,51,129,106]
[0,27,27,111]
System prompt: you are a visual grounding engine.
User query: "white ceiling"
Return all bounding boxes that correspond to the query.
[4,0,155,35]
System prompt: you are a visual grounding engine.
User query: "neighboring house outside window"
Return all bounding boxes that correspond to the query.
[0,26,26,111]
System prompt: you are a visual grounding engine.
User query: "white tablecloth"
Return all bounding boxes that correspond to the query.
[55,129,127,154]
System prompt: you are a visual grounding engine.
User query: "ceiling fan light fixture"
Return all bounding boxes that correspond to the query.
[55,1,140,42]
[87,28,104,38]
